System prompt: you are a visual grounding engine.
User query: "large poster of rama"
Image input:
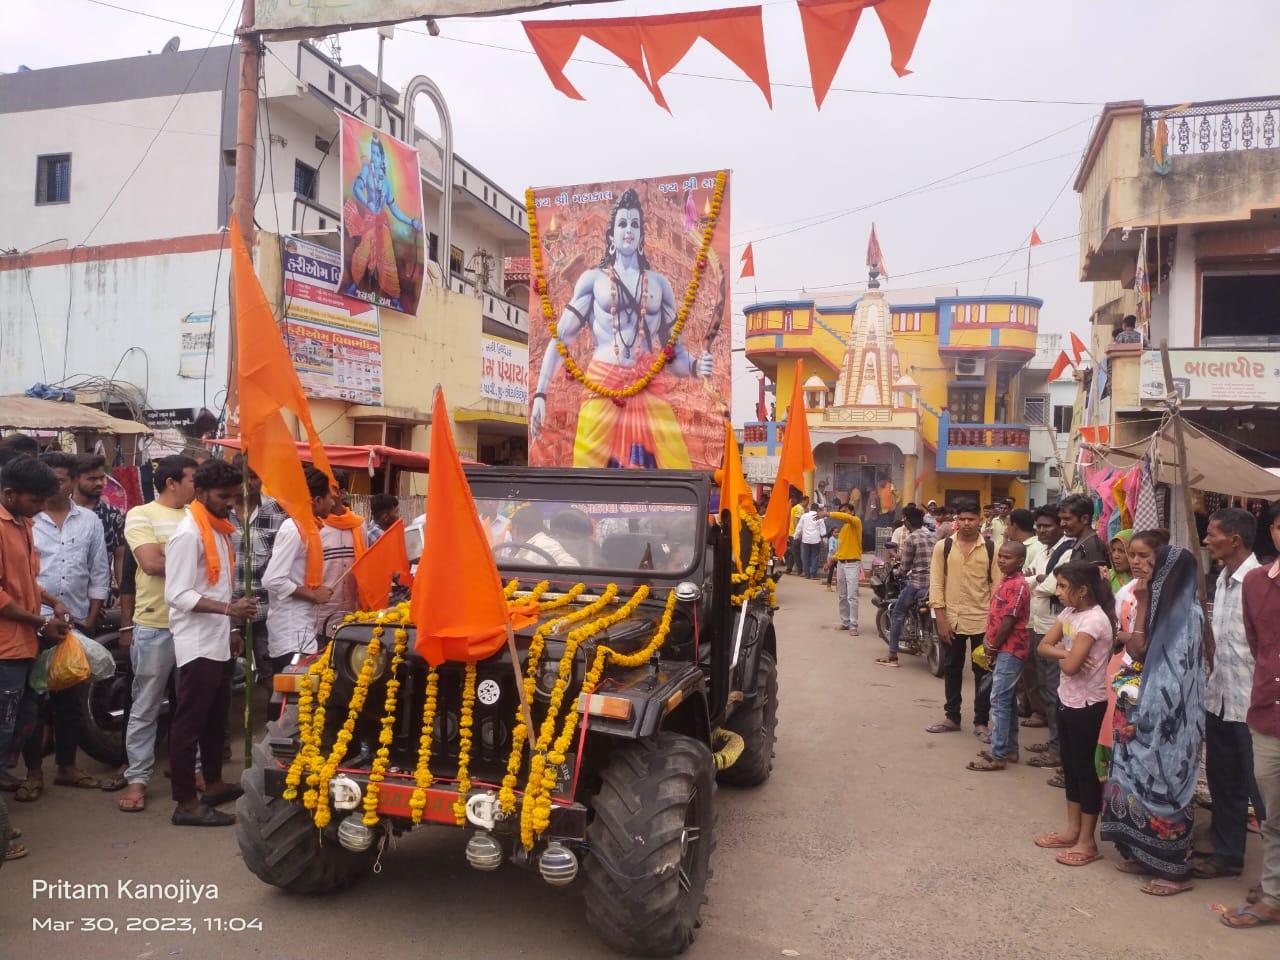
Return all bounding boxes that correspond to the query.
[337,113,425,317]
[527,170,731,472]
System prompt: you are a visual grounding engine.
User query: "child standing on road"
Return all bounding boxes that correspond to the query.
[1033,562,1115,867]
[968,541,1029,771]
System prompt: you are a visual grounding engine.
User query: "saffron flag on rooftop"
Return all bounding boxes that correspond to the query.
[739,242,756,280]
[231,226,335,589]
[1070,332,1090,364]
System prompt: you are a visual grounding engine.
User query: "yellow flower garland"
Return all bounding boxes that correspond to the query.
[526,171,727,401]
[730,512,775,606]
[408,666,439,825]
[361,626,408,827]
[452,661,479,825]
[283,642,332,803]
[520,584,651,847]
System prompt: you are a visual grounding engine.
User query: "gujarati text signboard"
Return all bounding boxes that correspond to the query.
[1139,350,1280,404]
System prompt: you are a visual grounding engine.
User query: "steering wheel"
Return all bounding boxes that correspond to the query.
[492,541,559,565]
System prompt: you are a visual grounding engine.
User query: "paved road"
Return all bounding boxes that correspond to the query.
[2,578,1269,959]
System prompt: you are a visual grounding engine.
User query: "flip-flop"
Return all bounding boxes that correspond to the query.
[967,757,1007,771]
[4,841,27,862]
[926,721,961,734]
[99,774,128,793]
[1034,833,1076,849]
[53,773,102,789]
[1056,850,1102,866]
[1140,878,1193,897]
[118,793,147,813]
[1191,858,1242,879]
[1020,716,1048,728]
[874,657,900,667]
[1221,904,1280,928]
[15,780,43,802]
[975,750,1019,763]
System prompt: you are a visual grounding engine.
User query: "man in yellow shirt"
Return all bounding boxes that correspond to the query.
[825,505,864,634]
[786,496,806,575]
[926,499,997,737]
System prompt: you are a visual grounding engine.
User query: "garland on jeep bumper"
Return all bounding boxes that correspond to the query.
[731,512,778,608]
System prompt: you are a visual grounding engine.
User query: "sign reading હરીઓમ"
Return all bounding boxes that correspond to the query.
[1139,350,1280,404]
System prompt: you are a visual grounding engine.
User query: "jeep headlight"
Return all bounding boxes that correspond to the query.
[346,642,388,682]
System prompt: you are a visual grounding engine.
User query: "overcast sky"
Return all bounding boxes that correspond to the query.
[5,1,1277,420]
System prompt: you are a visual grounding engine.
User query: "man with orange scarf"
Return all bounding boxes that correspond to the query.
[262,467,341,672]
[163,459,258,827]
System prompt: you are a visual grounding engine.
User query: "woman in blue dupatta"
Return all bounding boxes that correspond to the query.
[1100,543,1206,896]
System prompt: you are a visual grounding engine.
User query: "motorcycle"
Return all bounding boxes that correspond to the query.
[869,560,944,677]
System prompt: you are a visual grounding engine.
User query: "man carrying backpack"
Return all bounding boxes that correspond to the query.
[926,500,997,737]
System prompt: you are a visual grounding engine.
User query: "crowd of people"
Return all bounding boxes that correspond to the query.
[859,491,1277,929]
[0,440,402,858]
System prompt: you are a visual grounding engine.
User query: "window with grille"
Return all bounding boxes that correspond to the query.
[294,161,317,200]
[947,387,985,424]
[1023,395,1049,425]
[35,154,71,204]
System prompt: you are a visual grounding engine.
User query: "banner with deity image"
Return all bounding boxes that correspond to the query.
[337,113,426,317]
[526,170,731,472]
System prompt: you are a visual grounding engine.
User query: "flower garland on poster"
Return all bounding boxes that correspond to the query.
[525,170,726,402]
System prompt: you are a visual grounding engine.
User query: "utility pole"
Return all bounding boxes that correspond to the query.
[226,0,260,437]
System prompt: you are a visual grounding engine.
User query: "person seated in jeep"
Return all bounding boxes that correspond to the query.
[507,504,575,566]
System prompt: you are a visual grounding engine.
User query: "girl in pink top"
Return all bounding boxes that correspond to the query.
[1033,562,1116,868]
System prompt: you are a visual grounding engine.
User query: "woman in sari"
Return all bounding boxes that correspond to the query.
[1101,541,1206,896]
[1107,530,1134,594]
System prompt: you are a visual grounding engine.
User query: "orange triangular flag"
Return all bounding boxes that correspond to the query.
[873,0,933,78]
[867,223,889,278]
[411,389,510,667]
[522,19,653,102]
[1030,228,1043,246]
[351,519,411,611]
[1070,331,1089,364]
[739,242,756,280]
[761,359,816,555]
[638,7,772,112]
[1047,350,1072,382]
[231,226,334,589]
[717,419,759,570]
[797,0,867,109]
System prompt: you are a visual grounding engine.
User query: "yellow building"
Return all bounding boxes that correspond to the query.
[741,274,1042,510]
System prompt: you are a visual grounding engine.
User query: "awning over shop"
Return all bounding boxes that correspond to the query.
[0,395,152,435]
[1098,418,1280,499]
[210,438,445,472]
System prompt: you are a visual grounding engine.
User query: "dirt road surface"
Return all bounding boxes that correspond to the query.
[1,579,1268,959]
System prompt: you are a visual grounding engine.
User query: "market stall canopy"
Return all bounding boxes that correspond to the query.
[1099,418,1280,499]
[0,395,152,435]
[209,439,477,472]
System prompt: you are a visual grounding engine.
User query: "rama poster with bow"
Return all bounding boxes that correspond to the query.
[526,170,731,472]
[337,113,426,317]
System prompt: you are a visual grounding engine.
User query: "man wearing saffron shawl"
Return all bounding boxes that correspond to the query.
[529,189,713,469]
[343,135,422,311]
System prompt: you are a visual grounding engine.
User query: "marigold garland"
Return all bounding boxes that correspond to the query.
[408,666,440,824]
[730,511,775,607]
[452,661,479,825]
[361,626,408,827]
[283,642,333,803]
[526,170,727,401]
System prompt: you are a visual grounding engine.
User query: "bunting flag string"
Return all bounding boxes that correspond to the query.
[798,0,932,108]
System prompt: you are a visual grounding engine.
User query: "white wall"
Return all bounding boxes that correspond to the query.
[0,91,225,250]
[0,246,228,410]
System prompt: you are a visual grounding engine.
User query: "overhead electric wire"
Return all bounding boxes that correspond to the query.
[979,159,1077,294]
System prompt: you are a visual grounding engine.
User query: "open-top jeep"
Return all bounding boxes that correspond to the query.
[237,467,778,956]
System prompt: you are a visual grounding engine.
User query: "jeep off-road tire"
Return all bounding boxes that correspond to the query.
[236,738,375,894]
[583,732,717,957]
[716,652,778,787]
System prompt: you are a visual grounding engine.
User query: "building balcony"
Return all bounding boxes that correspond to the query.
[454,275,528,339]
[1076,96,1280,282]
[935,296,1041,359]
[935,412,1030,475]
[742,301,846,380]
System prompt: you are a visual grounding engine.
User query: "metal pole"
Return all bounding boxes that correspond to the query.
[402,76,455,289]
[225,0,260,437]
[374,31,386,127]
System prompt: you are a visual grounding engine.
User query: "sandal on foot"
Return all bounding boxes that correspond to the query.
[1191,858,1242,879]
[1028,753,1062,768]
[967,757,1007,771]
[926,721,961,734]
[99,774,127,792]
[1034,833,1076,849]
[1027,742,1052,754]
[15,780,42,802]
[874,656,900,667]
[5,841,27,862]
[1046,772,1066,788]
[118,792,147,813]
[1020,716,1048,728]
[1056,850,1102,867]
[972,724,990,739]
[171,804,235,827]
[976,750,1019,763]
[1140,878,1193,897]
[1222,904,1280,928]
[53,773,102,789]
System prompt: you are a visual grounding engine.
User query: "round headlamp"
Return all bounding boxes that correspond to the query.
[346,642,388,682]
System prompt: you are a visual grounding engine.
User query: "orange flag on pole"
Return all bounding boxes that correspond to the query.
[351,520,411,611]
[410,389,510,667]
[1029,228,1043,246]
[716,418,758,570]
[1047,350,1072,383]
[231,226,334,589]
[1070,331,1090,364]
[739,242,756,280]
[761,359,816,556]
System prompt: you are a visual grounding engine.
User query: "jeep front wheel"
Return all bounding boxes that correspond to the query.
[716,652,778,787]
[237,736,375,894]
[583,732,716,956]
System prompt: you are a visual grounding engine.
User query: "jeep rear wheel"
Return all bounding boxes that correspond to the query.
[583,732,716,956]
[716,652,778,787]
[237,736,375,894]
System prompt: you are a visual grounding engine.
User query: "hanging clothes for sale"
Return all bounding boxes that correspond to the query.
[1130,456,1162,532]
[111,464,144,510]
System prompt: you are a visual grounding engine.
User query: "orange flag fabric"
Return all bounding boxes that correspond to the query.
[231,226,334,589]
[797,0,868,109]
[410,389,510,667]
[1047,350,1072,382]
[717,418,759,570]
[867,222,889,278]
[522,17,652,102]
[761,359,816,555]
[1030,228,1043,246]
[1070,331,1089,364]
[739,242,756,280]
[874,0,932,77]
[351,520,411,611]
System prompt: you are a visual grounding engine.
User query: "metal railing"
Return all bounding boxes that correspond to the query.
[946,424,1030,449]
[1142,96,1280,158]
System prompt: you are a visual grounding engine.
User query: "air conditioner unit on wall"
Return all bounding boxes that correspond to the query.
[955,357,986,378]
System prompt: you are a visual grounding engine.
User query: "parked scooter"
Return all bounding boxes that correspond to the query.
[869,559,944,677]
